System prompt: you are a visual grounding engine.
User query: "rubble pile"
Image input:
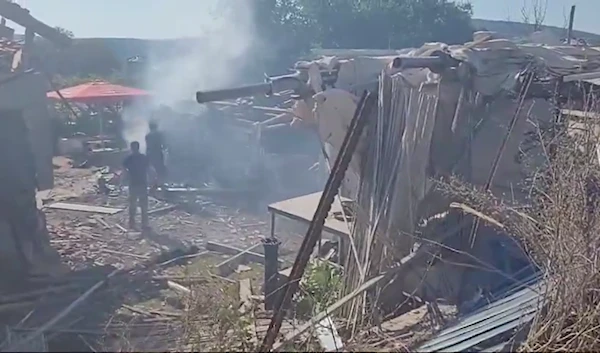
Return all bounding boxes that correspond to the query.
[1,157,308,351]
[4,4,600,348]
[190,31,600,352]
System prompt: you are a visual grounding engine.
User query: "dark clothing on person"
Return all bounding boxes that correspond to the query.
[123,153,149,187]
[128,184,149,229]
[145,131,166,182]
[123,152,150,229]
[145,131,164,160]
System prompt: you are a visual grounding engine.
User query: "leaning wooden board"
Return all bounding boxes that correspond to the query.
[46,202,123,215]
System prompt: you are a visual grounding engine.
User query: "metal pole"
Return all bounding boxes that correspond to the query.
[259,91,377,352]
[566,5,576,44]
[270,211,275,239]
[263,237,281,311]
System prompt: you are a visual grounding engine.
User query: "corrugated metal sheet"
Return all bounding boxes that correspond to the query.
[416,280,546,352]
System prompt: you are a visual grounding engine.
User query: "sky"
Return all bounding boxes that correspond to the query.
[8,0,600,39]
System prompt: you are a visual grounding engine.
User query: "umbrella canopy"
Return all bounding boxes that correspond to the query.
[47,81,150,104]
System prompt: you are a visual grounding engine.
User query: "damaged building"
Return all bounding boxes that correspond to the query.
[0,1,71,280]
[195,30,600,351]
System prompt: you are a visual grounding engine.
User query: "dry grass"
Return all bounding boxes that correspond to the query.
[439,100,600,351]
[181,278,256,352]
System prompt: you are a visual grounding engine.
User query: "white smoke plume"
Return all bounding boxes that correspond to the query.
[121,0,259,152]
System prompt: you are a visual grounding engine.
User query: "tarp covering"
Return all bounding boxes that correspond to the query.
[47,81,150,104]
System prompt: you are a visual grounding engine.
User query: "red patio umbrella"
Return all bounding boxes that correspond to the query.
[47,80,150,104]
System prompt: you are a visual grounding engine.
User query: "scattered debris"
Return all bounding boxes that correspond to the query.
[235,264,252,273]
[206,241,282,266]
[214,242,262,276]
[5,267,121,351]
[148,204,178,216]
[100,249,149,259]
[314,316,343,352]
[167,281,192,296]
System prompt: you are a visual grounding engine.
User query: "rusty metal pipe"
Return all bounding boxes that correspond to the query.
[196,71,310,104]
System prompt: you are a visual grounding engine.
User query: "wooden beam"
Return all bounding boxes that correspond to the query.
[0,0,71,47]
[560,108,600,120]
[314,316,343,352]
[206,241,283,266]
[562,71,600,83]
[148,204,178,215]
[215,243,262,276]
[239,278,258,344]
[239,278,253,315]
[167,280,192,295]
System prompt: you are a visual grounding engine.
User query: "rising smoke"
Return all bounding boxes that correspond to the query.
[121,0,260,152]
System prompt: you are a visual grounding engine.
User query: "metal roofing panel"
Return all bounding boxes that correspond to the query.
[437,311,537,352]
[416,281,546,352]
[421,282,542,341]
[426,294,539,348]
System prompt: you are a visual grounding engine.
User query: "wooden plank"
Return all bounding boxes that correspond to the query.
[206,241,283,265]
[314,316,343,352]
[239,278,253,315]
[216,243,262,276]
[148,204,178,215]
[563,71,600,82]
[157,251,210,267]
[560,108,600,119]
[167,281,192,295]
[239,278,258,344]
[46,202,123,215]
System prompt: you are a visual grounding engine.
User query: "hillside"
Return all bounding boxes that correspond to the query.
[472,18,600,44]
[52,18,600,68]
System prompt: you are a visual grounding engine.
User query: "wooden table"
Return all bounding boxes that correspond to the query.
[267,192,352,261]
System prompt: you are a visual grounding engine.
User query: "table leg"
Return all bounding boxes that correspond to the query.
[270,212,276,239]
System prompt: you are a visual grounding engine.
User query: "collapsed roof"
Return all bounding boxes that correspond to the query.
[195,30,600,351]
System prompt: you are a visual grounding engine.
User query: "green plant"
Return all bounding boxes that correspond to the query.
[296,260,343,317]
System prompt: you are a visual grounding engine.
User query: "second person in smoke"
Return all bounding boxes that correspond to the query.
[145,120,167,188]
[123,141,149,231]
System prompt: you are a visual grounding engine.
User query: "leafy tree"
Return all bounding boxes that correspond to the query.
[255,0,474,58]
[54,26,74,39]
[251,0,315,72]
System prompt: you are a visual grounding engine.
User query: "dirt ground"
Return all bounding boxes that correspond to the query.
[7,157,308,351]
[0,156,437,352]
[45,156,303,264]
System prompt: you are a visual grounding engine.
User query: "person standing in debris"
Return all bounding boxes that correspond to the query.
[123,141,149,230]
[145,121,167,187]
